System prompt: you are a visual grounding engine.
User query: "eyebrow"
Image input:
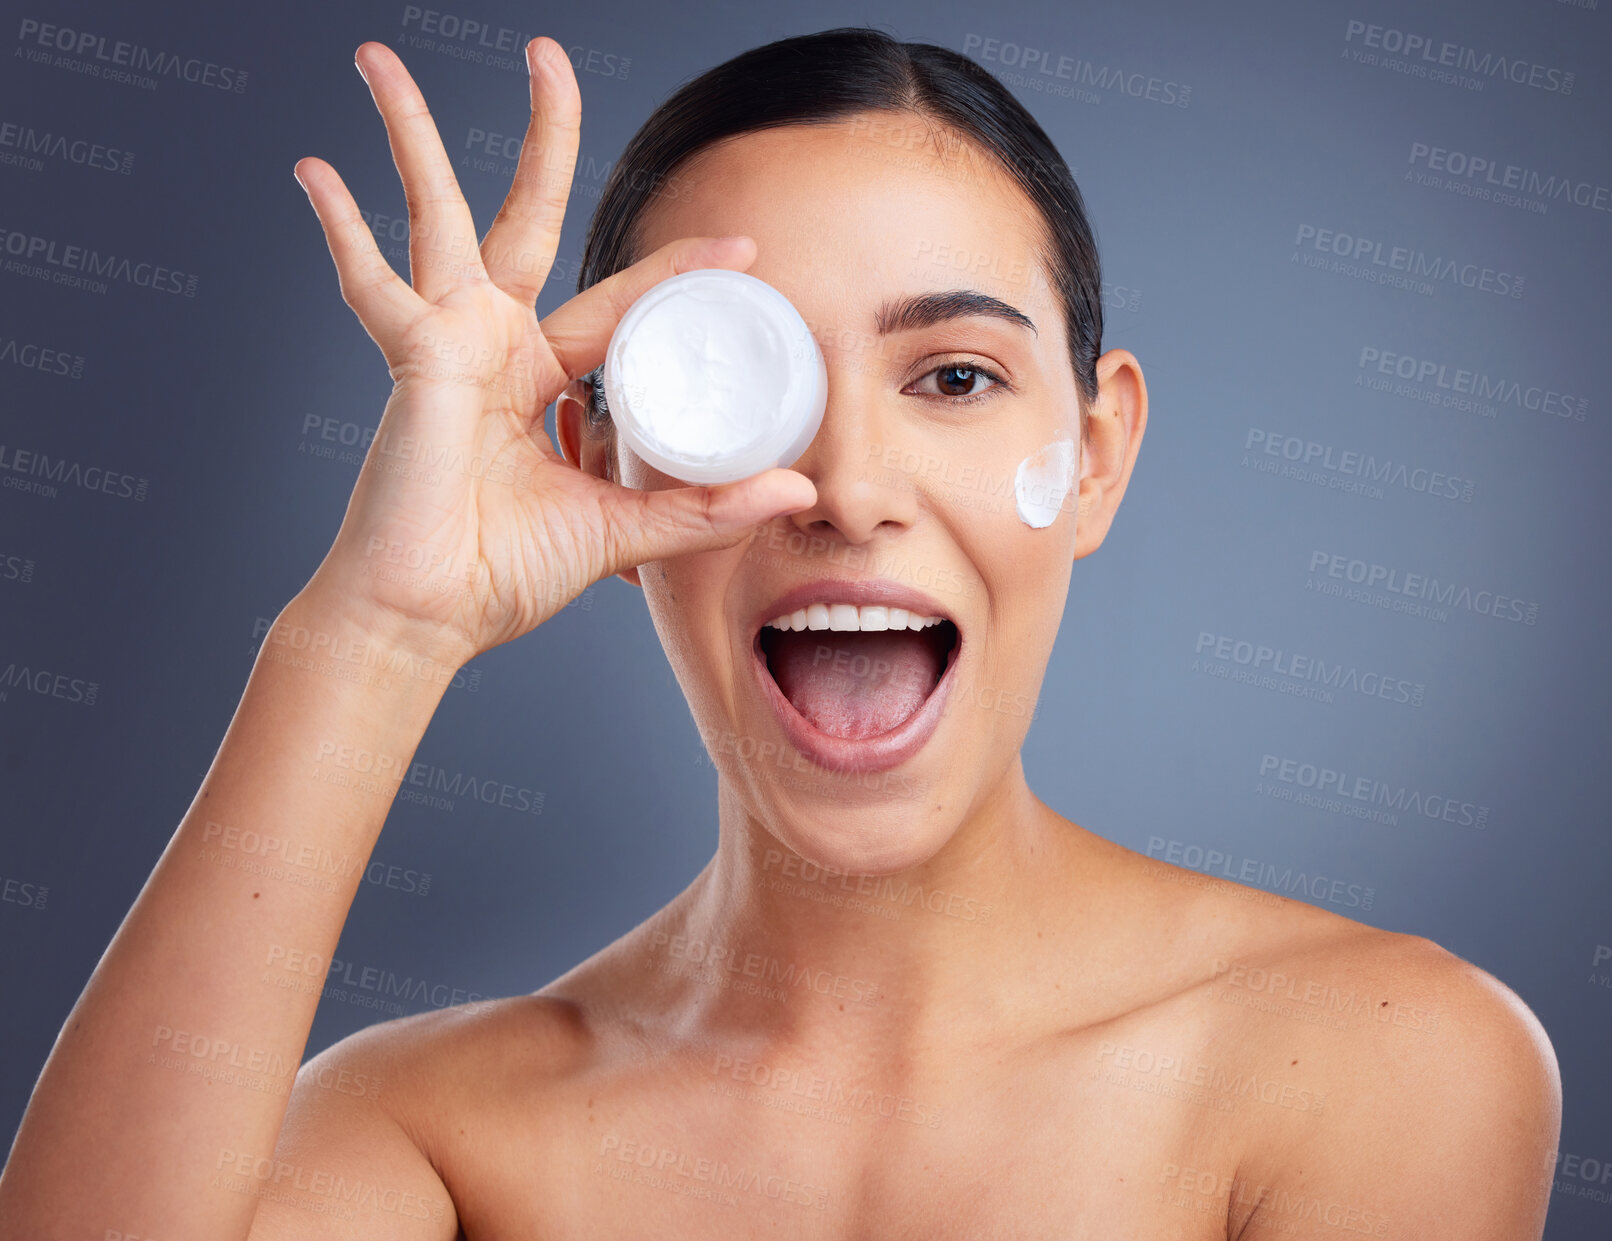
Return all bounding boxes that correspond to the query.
[875,289,1037,337]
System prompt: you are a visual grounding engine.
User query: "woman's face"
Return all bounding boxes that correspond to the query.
[570,111,1144,875]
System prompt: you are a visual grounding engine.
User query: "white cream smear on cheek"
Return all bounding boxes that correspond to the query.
[1013,437,1077,528]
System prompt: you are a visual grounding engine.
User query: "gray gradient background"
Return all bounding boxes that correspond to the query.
[1,0,1609,1231]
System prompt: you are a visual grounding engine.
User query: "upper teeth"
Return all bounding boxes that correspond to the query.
[763,604,946,632]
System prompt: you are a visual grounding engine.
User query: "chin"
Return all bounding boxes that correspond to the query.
[752,788,961,879]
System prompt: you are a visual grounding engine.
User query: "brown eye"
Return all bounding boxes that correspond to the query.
[911,363,1002,401]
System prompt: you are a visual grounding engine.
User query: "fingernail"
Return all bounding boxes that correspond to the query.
[354,50,370,84]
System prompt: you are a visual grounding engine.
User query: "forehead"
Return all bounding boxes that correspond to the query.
[630,112,1057,332]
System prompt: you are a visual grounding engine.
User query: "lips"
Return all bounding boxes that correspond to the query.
[745,579,964,775]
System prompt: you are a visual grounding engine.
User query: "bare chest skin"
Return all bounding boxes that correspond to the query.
[365,844,1388,1241]
[418,977,1325,1241]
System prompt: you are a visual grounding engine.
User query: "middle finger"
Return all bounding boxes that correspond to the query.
[355,42,487,302]
[480,37,582,309]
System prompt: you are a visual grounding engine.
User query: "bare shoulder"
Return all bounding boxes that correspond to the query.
[287,901,696,1148]
[298,990,598,1129]
[1111,846,1560,1236]
[1127,844,1554,1056]
[1183,876,1562,1240]
[249,993,601,1238]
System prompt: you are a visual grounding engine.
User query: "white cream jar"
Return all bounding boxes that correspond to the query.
[601,268,828,486]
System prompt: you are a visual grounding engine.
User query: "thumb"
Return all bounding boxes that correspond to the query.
[598,468,818,578]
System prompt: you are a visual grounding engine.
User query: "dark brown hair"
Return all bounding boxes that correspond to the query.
[576,25,1103,439]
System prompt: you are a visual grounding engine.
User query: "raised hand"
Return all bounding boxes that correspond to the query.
[292,38,816,665]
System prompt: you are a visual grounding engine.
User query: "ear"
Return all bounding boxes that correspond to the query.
[1071,348,1147,562]
[554,377,642,588]
[553,376,593,471]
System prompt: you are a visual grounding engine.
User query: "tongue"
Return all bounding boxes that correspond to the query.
[767,628,943,739]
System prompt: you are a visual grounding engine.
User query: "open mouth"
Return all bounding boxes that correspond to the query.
[755,607,962,740]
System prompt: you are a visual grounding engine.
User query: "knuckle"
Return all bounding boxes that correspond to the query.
[393,98,435,128]
[407,187,466,216]
[341,256,396,307]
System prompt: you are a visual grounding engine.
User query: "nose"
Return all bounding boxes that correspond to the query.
[782,372,920,546]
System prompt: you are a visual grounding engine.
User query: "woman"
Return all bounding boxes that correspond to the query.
[0,26,1560,1240]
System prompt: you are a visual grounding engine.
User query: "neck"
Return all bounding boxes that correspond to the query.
[665,753,1110,1055]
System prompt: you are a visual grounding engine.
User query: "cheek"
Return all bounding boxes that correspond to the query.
[616,440,662,491]
[922,428,1077,654]
[641,551,750,696]
[898,415,1080,539]
[1010,436,1079,529]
